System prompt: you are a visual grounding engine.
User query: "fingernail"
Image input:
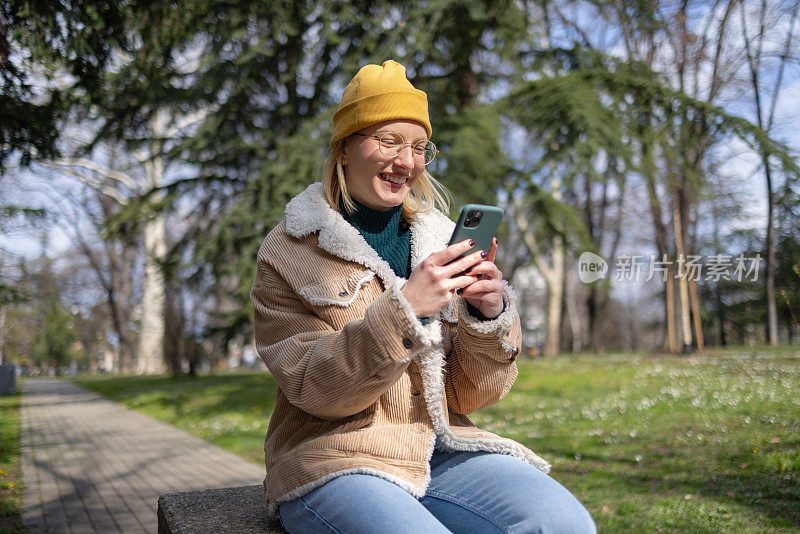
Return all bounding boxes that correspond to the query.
[469,239,475,247]
[480,251,487,259]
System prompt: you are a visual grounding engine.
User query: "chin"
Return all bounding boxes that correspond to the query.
[373,197,405,210]
[372,184,408,208]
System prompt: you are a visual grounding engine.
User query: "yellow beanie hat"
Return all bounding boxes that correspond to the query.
[331,60,431,145]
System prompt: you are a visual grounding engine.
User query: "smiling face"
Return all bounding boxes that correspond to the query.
[342,119,428,211]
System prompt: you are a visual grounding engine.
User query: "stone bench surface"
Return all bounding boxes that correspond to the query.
[158,485,287,534]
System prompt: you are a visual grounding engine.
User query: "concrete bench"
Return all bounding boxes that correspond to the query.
[157,485,287,533]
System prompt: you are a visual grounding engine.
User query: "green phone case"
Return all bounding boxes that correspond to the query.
[448,204,504,258]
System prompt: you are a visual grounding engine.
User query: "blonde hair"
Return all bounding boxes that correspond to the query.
[323,138,451,220]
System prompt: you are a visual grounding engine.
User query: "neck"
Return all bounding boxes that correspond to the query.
[341,198,411,279]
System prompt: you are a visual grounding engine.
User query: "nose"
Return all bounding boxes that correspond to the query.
[394,145,415,169]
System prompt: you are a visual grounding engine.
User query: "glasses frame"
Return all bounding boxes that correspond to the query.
[352,132,438,166]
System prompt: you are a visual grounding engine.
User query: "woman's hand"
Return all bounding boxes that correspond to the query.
[459,238,504,319]
[401,239,485,318]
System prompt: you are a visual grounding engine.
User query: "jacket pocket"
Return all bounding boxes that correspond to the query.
[298,270,375,307]
[306,401,377,438]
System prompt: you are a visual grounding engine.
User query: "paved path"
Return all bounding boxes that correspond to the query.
[20,378,266,533]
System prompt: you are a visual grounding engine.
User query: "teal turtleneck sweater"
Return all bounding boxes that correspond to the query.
[342,199,411,279]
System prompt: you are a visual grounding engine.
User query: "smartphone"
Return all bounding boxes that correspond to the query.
[447,204,504,260]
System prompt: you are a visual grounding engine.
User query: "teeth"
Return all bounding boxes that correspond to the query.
[380,173,407,185]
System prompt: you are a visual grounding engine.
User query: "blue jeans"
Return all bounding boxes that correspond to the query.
[278,449,596,533]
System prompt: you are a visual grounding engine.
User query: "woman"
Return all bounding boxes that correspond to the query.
[251,60,595,534]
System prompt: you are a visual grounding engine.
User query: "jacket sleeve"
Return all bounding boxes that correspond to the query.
[251,256,438,421]
[444,281,522,415]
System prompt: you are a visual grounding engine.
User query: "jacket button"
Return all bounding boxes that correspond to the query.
[402,338,413,349]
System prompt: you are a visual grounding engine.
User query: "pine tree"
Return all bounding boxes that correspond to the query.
[8,1,407,369]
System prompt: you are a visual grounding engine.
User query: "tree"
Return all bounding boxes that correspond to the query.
[774,168,800,342]
[556,0,800,353]
[10,163,142,372]
[38,294,76,373]
[740,0,799,345]
[7,1,406,370]
[28,246,78,372]
[1,1,135,170]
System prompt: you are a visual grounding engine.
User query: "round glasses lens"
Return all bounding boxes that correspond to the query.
[423,142,437,165]
[377,133,436,165]
[378,133,403,158]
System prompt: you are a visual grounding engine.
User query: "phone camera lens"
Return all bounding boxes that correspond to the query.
[464,210,483,228]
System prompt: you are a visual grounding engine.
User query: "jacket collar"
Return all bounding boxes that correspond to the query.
[284,182,454,286]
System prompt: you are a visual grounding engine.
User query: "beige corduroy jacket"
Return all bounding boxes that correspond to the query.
[250,182,550,514]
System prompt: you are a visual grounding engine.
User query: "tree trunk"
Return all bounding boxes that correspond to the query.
[163,277,185,376]
[666,264,678,353]
[0,307,5,364]
[673,188,693,353]
[764,158,779,345]
[512,171,566,358]
[543,235,565,357]
[136,213,167,374]
[716,284,727,346]
[565,271,584,353]
[512,220,565,358]
[136,111,169,375]
[582,173,598,352]
[644,150,675,351]
[688,277,704,351]
[100,235,136,373]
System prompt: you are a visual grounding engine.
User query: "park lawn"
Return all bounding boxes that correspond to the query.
[0,392,23,534]
[75,348,800,533]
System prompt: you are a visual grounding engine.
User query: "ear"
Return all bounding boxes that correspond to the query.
[341,144,349,166]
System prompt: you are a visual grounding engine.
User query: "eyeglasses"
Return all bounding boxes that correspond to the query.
[353,132,438,166]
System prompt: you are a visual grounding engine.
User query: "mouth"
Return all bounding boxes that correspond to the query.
[379,172,409,186]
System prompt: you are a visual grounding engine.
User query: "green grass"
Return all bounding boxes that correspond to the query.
[0,391,23,534]
[75,348,800,532]
[473,349,800,532]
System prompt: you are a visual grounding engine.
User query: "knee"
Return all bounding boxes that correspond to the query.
[516,494,596,534]
[531,509,595,534]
